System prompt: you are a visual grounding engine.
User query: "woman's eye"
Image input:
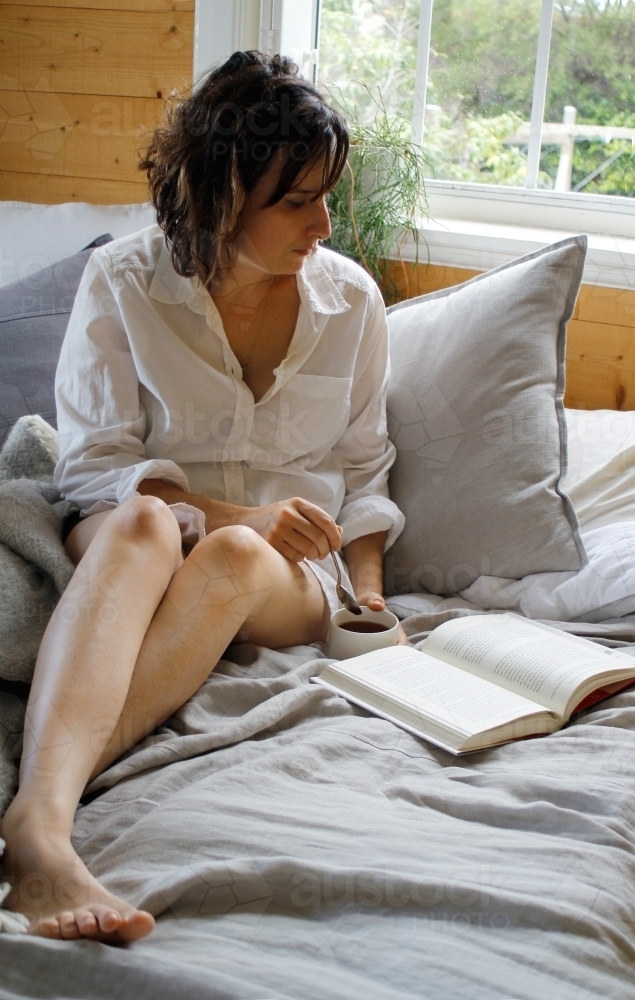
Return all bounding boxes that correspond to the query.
[287,199,305,209]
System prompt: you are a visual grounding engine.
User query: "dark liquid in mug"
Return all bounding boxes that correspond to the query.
[339,622,389,633]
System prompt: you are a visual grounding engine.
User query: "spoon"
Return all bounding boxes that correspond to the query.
[330,548,362,615]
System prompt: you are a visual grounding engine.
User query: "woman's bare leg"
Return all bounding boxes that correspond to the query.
[1,497,327,943]
[90,516,328,779]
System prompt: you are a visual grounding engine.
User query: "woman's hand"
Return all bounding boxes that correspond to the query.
[356,591,385,613]
[239,497,342,562]
[356,591,409,645]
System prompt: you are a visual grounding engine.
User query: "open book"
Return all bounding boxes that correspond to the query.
[312,613,635,754]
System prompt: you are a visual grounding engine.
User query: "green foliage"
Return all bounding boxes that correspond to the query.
[547,1,635,125]
[320,0,635,196]
[325,90,428,300]
[429,0,541,118]
[542,1,635,192]
[422,109,531,186]
[319,0,419,122]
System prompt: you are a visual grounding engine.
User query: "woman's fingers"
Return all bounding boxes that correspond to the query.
[292,499,341,556]
[357,592,385,611]
[278,508,328,559]
[276,538,308,562]
[242,498,341,562]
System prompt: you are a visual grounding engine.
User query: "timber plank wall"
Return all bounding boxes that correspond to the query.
[386,260,635,412]
[0,0,194,203]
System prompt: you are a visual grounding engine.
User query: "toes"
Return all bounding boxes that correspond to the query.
[31,916,62,939]
[58,911,81,940]
[91,905,123,934]
[119,910,155,942]
[26,905,154,943]
[75,910,99,937]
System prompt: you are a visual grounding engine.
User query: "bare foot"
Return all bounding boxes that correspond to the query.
[1,805,155,943]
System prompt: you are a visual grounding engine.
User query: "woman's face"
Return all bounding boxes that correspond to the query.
[235,155,333,276]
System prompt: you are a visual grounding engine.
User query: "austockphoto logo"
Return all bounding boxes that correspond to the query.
[160,863,274,925]
[482,408,549,446]
[72,401,313,455]
[384,555,505,596]
[183,96,311,139]
[387,383,464,487]
[289,869,511,927]
[0,74,73,161]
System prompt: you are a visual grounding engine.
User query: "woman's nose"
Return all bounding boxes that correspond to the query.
[308,197,331,241]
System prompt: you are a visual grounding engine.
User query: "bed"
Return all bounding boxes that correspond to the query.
[1,202,635,1000]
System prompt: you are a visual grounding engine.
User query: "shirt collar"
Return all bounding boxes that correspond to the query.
[297,249,351,316]
[148,237,206,312]
[149,238,350,318]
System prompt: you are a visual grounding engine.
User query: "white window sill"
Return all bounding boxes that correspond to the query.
[394,181,635,291]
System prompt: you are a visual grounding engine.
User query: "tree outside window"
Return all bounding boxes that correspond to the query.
[318,0,635,196]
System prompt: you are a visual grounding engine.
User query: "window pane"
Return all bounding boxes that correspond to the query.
[541,1,635,196]
[426,0,542,187]
[317,0,419,122]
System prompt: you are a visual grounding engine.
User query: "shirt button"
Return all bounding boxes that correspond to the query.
[231,490,239,500]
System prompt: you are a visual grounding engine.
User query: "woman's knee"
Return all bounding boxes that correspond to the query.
[112,496,183,561]
[195,524,267,576]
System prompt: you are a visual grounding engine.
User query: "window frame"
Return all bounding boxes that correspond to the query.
[193,1,319,83]
[192,1,635,251]
[308,0,635,235]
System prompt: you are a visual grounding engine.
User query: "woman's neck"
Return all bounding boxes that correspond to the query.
[210,258,281,306]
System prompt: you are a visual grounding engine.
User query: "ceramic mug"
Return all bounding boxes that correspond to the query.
[327,606,400,660]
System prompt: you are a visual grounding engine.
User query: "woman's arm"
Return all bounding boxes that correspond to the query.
[137,478,341,562]
[343,530,386,611]
[331,282,405,552]
[344,530,408,644]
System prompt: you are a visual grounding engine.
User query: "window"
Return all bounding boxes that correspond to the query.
[192,0,635,260]
[317,0,635,199]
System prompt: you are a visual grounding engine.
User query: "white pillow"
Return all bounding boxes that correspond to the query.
[562,407,635,532]
[385,238,587,595]
[0,200,156,288]
[389,409,635,623]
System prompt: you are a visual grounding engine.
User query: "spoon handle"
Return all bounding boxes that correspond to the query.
[329,548,363,615]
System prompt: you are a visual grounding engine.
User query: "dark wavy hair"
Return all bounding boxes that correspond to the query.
[139,51,349,289]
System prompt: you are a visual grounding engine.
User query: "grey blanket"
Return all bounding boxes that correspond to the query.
[0,416,76,815]
[3,419,635,997]
[0,416,75,683]
[2,635,635,999]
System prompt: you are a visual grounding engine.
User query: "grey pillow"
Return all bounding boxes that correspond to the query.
[385,236,588,596]
[0,233,113,449]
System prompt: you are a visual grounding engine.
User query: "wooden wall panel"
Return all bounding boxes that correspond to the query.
[0,168,150,203]
[0,91,165,181]
[0,6,193,98]
[0,2,193,203]
[16,1,194,10]
[384,259,635,411]
[385,258,480,302]
[573,284,635,328]
[565,319,635,410]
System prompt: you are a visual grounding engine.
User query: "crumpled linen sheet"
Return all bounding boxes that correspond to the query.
[3,620,635,1000]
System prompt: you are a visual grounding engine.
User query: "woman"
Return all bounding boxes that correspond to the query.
[1,51,405,943]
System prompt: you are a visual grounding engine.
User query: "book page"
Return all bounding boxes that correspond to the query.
[325,646,550,736]
[422,613,635,717]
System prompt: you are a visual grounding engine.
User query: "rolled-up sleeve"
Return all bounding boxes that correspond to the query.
[54,249,190,516]
[333,283,405,550]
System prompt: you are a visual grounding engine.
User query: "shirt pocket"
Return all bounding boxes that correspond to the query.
[275,374,353,458]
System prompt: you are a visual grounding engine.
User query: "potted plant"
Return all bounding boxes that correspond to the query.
[325,88,429,303]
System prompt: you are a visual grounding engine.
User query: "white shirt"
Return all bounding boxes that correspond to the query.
[54,224,405,550]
